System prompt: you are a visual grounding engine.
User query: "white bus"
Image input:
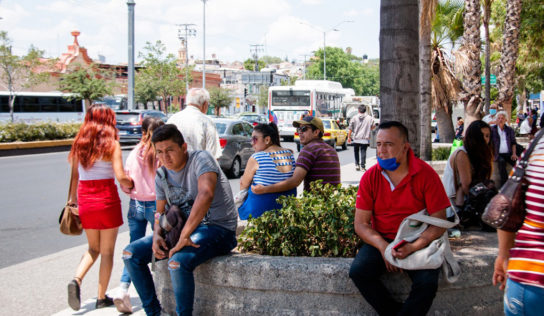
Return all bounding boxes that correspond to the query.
[0,91,85,123]
[268,80,346,141]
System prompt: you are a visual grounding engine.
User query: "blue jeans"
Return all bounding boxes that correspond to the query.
[120,199,156,284]
[349,243,440,316]
[504,278,544,315]
[123,225,237,316]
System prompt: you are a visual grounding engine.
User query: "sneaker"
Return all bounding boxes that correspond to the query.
[114,292,133,314]
[67,279,81,311]
[355,165,361,171]
[361,166,366,172]
[96,295,114,309]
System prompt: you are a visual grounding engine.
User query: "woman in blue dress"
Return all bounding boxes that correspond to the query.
[238,123,296,219]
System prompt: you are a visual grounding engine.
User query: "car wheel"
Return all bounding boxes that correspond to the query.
[228,157,242,178]
[341,140,347,151]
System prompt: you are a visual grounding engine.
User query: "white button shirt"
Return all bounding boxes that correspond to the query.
[167,105,221,159]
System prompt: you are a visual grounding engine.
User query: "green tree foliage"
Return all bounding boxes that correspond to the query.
[137,41,187,113]
[238,181,362,257]
[306,47,379,96]
[257,85,268,108]
[243,58,266,71]
[58,63,114,112]
[0,31,51,122]
[208,86,233,116]
[260,55,283,65]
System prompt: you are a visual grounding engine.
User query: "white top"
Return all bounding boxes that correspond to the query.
[498,127,509,154]
[167,106,221,159]
[78,160,114,180]
[442,146,467,199]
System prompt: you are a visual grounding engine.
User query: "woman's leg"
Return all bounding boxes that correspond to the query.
[97,227,119,299]
[74,229,101,283]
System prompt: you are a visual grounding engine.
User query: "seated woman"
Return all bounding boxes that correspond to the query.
[442,120,495,224]
[238,123,296,220]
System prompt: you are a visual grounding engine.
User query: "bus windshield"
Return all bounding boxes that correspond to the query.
[271,90,310,107]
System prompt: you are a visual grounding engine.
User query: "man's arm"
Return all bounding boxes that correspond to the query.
[152,199,168,259]
[168,172,217,258]
[206,120,221,159]
[392,209,447,260]
[354,208,399,272]
[251,166,307,194]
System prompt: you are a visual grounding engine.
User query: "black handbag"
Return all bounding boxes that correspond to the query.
[482,130,544,231]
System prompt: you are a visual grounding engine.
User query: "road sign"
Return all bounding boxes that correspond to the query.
[481,74,496,85]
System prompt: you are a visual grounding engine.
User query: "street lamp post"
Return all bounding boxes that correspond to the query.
[177,24,196,94]
[127,0,135,110]
[201,0,207,89]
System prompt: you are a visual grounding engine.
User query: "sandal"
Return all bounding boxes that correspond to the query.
[67,277,81,311]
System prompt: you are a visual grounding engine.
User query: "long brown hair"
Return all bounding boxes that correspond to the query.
[140,117,165,174]
[463,120,493,183]
[69,105,118,168]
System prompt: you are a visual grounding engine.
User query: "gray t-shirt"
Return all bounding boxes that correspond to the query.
[155,150,237,232]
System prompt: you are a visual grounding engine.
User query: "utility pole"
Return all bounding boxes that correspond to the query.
[300,54,311,80]
[201,0,207,88]
[249,44,264,71]
[177,23,196,94]
[127,0,135,110]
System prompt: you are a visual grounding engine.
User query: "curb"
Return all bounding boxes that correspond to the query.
[0,138,73,150]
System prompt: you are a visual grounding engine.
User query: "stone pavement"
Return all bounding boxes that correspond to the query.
[2,156,375,316]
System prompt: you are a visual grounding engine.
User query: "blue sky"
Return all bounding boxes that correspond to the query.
[1,0,380,64]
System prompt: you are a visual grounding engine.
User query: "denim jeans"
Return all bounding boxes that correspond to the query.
[349,243,440,316]
[353,143,369,168]
[123,224,237,316]
[120,199,156,284]
[504,278,544,316]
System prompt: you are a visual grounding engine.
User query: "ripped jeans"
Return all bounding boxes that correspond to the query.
[123,225,237,316]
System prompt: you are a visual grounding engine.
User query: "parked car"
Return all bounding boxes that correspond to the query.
[115,110,167,144]
[213,118,255,178]
[294,118,347,151]
[238,112,268,126]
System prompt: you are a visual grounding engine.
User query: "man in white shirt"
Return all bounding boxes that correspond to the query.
[167,88,221,159]
[482,103,498,125]
[348,105,374,171]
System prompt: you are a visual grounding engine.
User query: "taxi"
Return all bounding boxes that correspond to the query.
[294,118,347,151]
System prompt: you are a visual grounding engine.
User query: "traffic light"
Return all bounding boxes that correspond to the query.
[244,88,248,97]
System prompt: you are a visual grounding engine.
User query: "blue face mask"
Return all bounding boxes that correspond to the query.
[377,156,400,171]
[489,109,497,115]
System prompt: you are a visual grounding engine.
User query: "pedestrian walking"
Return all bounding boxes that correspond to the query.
[66,105,134,311]
[348,105,374,171]
[113,117,164,314]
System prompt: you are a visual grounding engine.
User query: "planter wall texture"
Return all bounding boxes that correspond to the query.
[152,232,502,315]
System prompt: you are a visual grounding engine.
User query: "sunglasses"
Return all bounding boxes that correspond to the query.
[251,136,261,143]
[297,126,311,133]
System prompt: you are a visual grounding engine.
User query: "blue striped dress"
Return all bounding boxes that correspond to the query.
[238,150,297,220]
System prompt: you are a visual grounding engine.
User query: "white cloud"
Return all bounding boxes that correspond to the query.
[301,0,322,5]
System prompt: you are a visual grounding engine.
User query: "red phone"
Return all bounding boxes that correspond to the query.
[393,239,408,250]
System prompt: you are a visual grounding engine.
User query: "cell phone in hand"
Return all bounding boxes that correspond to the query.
[393,239,408,250]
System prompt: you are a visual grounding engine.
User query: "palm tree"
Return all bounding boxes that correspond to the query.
[458,0,483,128]
[419,0,436,160]
[496,0,522,120]
[380,0,420,155]
[430,0,464,144]
[482,0,493,113]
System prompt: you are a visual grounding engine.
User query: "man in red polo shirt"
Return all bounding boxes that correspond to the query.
[349,121,450,315]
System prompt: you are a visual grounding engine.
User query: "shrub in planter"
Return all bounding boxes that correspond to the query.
[238,181,362,257]
[0,122,81,142]
[432,146,451,161]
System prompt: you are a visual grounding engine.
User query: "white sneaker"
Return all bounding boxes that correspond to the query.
[113,291,133,314]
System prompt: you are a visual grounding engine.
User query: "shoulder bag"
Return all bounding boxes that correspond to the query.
[59,162,83,235]
[482,129,544,231]
[384,209,461,283]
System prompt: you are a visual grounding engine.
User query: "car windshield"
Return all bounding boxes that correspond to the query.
[240,115,260,121]
[215,122,227,134]
[116,113,139,123]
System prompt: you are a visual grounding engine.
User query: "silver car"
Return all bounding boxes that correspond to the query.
[213,118,255,178]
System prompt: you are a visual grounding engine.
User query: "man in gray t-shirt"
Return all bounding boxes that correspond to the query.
[123,124,237,316]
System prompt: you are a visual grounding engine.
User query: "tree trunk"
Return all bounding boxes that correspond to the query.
[496,0,522,122]
[8,94,15,122]
[380,0,420,156]
[84,99,91,112]
[460,0,483,129]
[435,105,455,143]
[483,1,492,114]
[419,0,434,161]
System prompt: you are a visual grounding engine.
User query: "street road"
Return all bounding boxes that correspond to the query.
[0,141,373,268]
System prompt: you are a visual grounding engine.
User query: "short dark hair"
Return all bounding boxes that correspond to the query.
[378,121,409,142]
[254,122,281,146]
[358,105,366,113]
[151,124,185,147]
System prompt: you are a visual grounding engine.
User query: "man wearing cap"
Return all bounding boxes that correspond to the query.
[252,116,341,194]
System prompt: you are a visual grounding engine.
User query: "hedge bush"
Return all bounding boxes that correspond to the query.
[238,181,362,257]
[432,146,451,161]
[0,122,81,142]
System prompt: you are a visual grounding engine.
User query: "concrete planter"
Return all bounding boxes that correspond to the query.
[153,232,502,315]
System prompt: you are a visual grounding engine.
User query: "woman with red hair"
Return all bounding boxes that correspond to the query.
[66,105,134,311]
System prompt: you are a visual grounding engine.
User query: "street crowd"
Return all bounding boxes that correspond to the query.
[64,88,544,315]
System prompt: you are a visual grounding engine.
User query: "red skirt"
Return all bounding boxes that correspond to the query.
[78,179,123,229]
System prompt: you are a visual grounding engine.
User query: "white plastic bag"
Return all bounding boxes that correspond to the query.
[520,118,531,134]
